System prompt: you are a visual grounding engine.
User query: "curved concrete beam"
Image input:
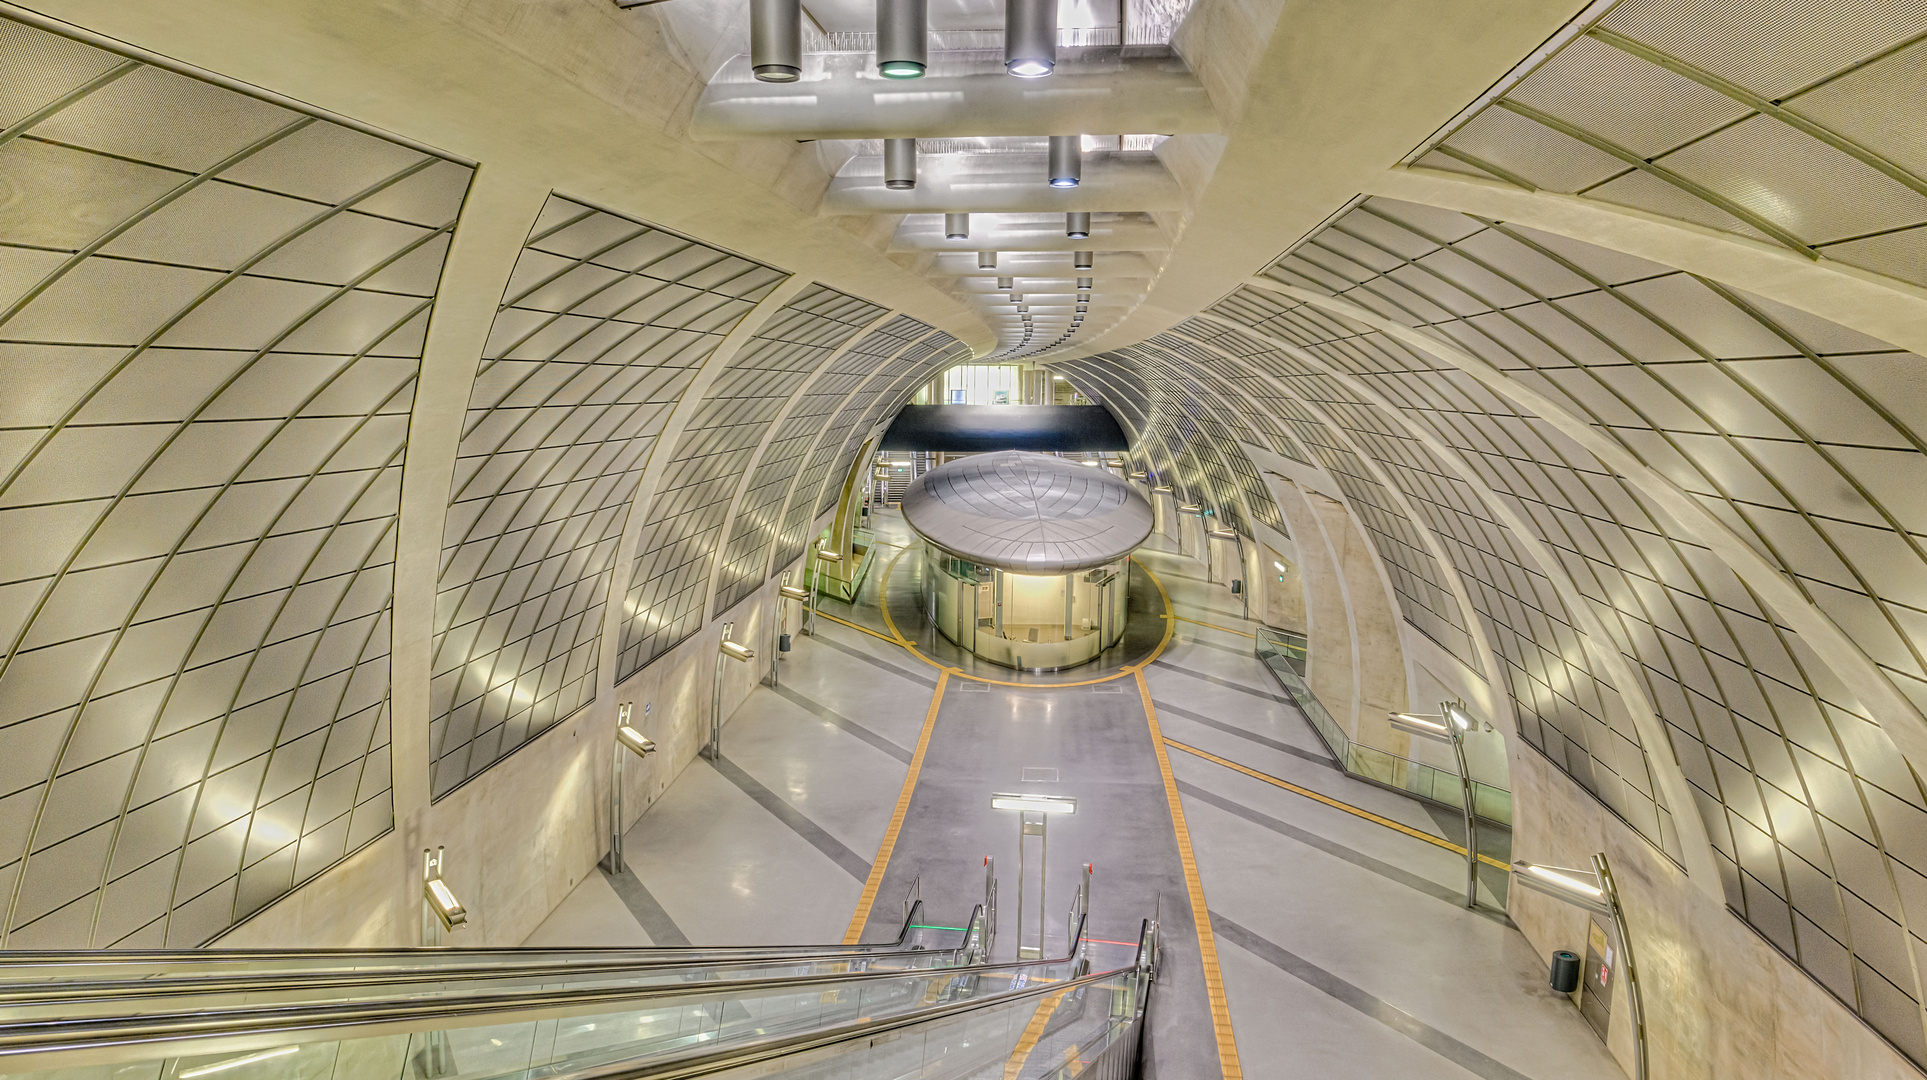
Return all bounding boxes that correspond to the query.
[390,169,551,823]
[823,153,1185,214]
[1252,275,1927,798]
[691,49,1220,141]
[1368,167,1927,358]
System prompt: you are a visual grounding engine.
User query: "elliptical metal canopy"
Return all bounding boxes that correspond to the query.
[901,451,1152,574]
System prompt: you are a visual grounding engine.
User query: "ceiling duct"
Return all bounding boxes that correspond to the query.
[876,0,928,78]
[884,138,916,189]
[750,0,801,82]
[1048,135,1081,188]
[1004,0,1055,78]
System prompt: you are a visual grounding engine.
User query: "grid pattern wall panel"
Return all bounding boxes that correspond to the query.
[0,16,472,945]
[614,283,889,679]
[1195,319,1476,661]
[1416,0,1927,286]
[427,197,781,798]
[1227,193,1927,1062]
[768,316,933,571]
[1131,333,1289,535]
[815,335,966,517]
[711,291,888,615]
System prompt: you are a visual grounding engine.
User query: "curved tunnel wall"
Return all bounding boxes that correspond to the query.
[1065,193,1927,1063]
[0,15,963,948]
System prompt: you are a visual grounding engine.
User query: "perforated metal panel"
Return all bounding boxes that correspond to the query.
[767,316,934,572]
[1203,193,1927,1063]
[814,335,970,519]
[1417,0,1927,285]
[710,290,887,616]
[614,283,885,680]
[0,15,471,944]
[427,196,782,798]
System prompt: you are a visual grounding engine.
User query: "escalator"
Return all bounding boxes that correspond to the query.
[0,889,1155,1080]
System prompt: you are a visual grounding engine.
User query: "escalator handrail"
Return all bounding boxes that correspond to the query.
[0,904,984,1008]
[532,918,1154,1080]
[0,914,1088,1068]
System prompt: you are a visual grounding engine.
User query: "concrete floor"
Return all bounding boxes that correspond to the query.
[525,510,1624,1080]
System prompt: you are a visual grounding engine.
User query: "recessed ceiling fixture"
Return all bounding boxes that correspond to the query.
[980,251,998,269]
[945,213,969,239]
[876,0,927,78]
[1048,135,1081,188]
[750,0,801,82]
[1004,0,1055,78]
[1065,212,1089,239]
[1074,250,1093,269]
[884,138,916,189]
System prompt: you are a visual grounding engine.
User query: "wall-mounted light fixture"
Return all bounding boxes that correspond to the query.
[1389,701,1480,907]
[607,702,657,874]
[749,0,801,82]
[1048,135,1081,187]
[944,212,969,239]
[421,846,465,947]
[979,251,998,269]
[1003,0,1055,77]
[1065,212,1089,239]
[708,623,757,760]
[884,138,916,189]
[876,0,927,78]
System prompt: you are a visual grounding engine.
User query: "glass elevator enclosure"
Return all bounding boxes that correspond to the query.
[925,541,1130,670]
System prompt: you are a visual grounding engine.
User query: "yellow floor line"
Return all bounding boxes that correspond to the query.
[843,669,949,944]
[1137,674,1244,1080]
[1163,738,1510,870]
[1000,987,1072,1080]
[1170,614,1256,639]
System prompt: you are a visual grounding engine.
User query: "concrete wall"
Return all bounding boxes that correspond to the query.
[218,564,799,949]
[1508,747,1919,1079]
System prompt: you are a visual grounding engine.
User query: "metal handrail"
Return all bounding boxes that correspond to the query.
[0,900,944,983]
[534,917,1154,1080]
[0,913,1090,1071]
[0,904,985,1009]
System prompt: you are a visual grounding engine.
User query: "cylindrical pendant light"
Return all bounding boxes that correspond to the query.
[884,139,916,189]
[1074,250,1094,269]
[997,276,1014,289]
[1065,212,1090,239]
[876,0,927,78]
[945,213,969,239]
[1048,136,1081,188]
[979,251,998,269]
[1004,0,1056,78]
[1016,304,1029,312]
[751,0,802,82]
[1077,276,1093,289]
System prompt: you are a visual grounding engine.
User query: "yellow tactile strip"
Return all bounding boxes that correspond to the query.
[843,669,949,944]
[1000,986,1073,1079]
[1164,738,1509,871]
[1138,673,1245,1080]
